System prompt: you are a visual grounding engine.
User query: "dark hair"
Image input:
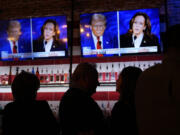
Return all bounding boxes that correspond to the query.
[11,71,40,101]
[119,66,142,104]
[163,24,180,52]
[128,12,151,37]
[40,19,60,41]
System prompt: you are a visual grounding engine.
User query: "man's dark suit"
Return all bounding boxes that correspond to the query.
[0,39,31,54]
[0,38,31,60]
[81,31,118,57]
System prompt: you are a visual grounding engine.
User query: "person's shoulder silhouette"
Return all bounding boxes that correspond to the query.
[110,66,142,135]
[2,71,59,135]
[59,63,107,135]
[135,24,180,135]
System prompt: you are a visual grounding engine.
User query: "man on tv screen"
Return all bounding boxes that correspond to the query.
[0,20,31,60]
[81,13,118,57]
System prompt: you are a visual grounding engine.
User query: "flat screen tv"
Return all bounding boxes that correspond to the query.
[80,8,161,57]
[0,15,68,61]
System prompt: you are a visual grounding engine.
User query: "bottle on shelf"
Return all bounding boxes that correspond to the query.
[98,65,103,82]
[45,68,49,84]
[40,68,44,84]
[64,72,68,83]
[118,63,121,76]
[36,67,40,80]
[56,69,60,83]
[101,64,106,82]
[112,64,118,81]
[60,69,65,83]
[110,64,115,82]
[15,67,19,76]
[32,67,35,74]
[8,66,12,85]
[66,67,71,83]
[50,70,54,83]
[123,63,126,68]
[105,65,110,82]
[53,68,57,83]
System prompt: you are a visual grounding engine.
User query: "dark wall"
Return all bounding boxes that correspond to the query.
[167,0,180,26]
[0,0,164,19]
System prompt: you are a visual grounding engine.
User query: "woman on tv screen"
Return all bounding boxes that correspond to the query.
[120,12,160,53]
[33,19,66,53]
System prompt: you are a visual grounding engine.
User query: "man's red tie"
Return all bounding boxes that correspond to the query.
[12,41,18,60]
[96,37,103,57]
[13,41,17,53]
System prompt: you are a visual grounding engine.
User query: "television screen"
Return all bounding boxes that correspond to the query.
[80,11,119,57]
[0,15,68,61]
[0,19,32,61]
[32,15,68,59]
[80,8,161,57]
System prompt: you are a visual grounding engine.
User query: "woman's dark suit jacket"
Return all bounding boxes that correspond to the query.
[120,33,160,48]
[33,39,66,52]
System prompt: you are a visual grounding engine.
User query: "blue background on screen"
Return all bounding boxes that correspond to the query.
[32,15,68,49]
[119,8,160,43]
[80,11,119,57]
[0,18,32,51]
[80,11,118,34]
[80,8,161,57]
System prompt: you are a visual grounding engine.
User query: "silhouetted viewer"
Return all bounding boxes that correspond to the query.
[110,66,142,135]
[2,71,59,135]
[59,63,107,135]
[135,24,180,135]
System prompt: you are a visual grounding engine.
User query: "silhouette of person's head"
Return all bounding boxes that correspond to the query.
[11,71,40,101]
[116,66,142,104]
[71,62,100,96]
[163,24,180,52]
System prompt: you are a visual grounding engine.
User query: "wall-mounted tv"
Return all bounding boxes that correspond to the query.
[80,8,161,57]
[0,15,68,61]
